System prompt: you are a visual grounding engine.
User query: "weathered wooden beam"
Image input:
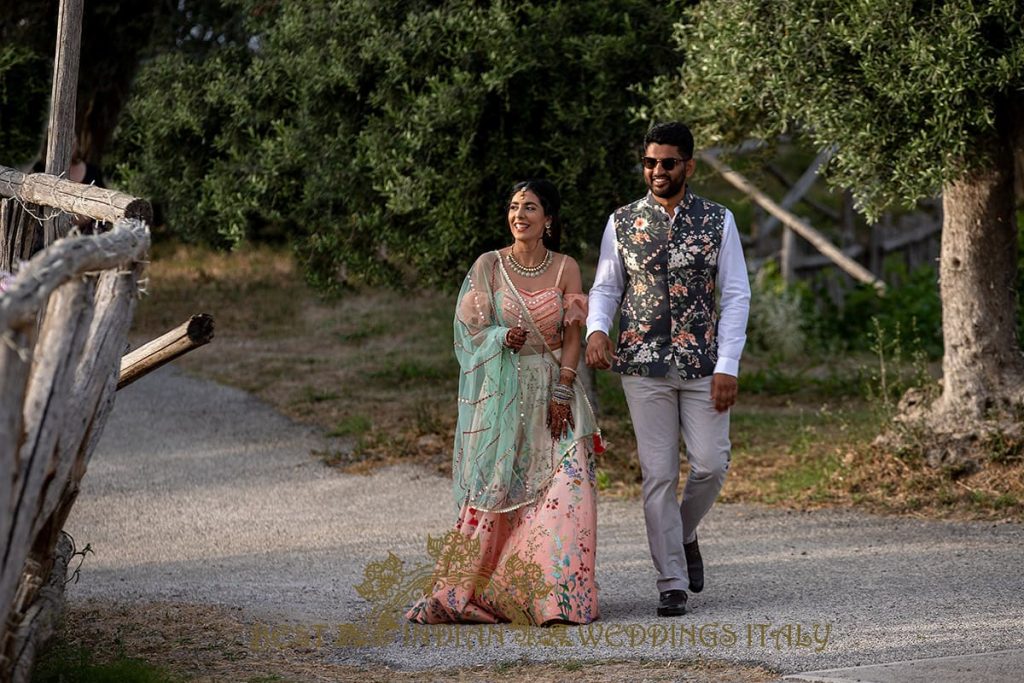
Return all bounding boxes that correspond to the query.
[118,314,215,390]
[879,219,941,252]
[7,534,73,682]
[43,0,84,248]
[759,148,836,238]
[698,151,887,293]
[781,222,797,285]
[0,222,147,683]
[44,0,83,179]
[0,166,152,226]
[0,218,150,333]
[793,244,865,271]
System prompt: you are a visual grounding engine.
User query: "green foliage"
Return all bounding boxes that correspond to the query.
[746,262,807,360]
[1,1,244,166]
[0,45,49,166]
[862,316,935,414]
[810,260,944,359]
[32,643,180,683]
[328,414,372,437]
[648,0,1024,220]
[113,0,683,290]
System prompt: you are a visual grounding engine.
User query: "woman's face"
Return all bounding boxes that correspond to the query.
[507,188,547,243]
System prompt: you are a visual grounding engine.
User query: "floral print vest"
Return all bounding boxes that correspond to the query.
[611,189,726,378]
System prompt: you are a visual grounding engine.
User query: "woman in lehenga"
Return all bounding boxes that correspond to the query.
[406,179,603,626]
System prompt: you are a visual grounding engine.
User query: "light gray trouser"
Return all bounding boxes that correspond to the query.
[620,371,731,592]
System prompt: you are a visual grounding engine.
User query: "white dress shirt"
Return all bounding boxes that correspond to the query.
[587,192,751,376]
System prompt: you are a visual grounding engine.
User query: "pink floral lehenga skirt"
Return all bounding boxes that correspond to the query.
[406,443,599,625]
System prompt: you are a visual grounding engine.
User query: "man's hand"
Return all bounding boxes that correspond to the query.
[710,373,738,412]
[585,331,614,369]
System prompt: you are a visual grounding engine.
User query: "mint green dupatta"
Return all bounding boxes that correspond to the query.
[451,251,601,514]
[451,252,526,513]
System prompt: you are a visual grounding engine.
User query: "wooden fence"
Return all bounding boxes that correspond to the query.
[700,148,942,299]
[0,168,151,682]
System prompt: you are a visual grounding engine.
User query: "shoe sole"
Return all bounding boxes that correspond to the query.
[657,606,687,617]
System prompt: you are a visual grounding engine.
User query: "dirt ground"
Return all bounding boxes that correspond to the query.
[52,600,780,682]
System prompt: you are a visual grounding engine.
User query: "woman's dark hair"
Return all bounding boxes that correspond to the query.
[509,179,562,251]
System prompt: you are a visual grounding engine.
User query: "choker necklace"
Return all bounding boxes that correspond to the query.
[506,248,552,277]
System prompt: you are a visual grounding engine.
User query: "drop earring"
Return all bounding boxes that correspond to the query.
[545,222,552,237]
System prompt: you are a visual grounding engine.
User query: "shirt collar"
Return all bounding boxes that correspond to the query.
[645,186,694,219]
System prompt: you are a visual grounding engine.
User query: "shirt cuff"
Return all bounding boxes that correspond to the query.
[714,356,740,376]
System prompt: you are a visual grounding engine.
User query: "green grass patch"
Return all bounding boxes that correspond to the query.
[370,358,456,384]
[328,414,373,437]
[32,643,180,683]
[769,451,841,503]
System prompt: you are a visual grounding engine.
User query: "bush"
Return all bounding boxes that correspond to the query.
[112,0,682,291]
[0,45,49,167]
[803,258,943,359]
[746,262,808,360]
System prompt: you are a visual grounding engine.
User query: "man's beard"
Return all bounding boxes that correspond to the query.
[649,175,686,198]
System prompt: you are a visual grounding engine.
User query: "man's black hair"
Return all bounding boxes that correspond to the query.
[643,122,695,159]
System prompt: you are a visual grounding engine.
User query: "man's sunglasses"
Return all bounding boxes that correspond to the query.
[641,156,688,171]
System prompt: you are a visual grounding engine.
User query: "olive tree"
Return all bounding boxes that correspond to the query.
[0,0,250,167]
[112,0,682,288]
[649,0,1024,466]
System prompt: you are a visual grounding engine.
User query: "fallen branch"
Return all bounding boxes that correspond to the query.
[117,314,215,389]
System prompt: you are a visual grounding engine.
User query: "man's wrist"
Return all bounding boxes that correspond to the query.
[713,356,740,376]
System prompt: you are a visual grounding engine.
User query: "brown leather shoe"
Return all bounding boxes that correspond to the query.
[685,536,704,593]
[657,589,687,616]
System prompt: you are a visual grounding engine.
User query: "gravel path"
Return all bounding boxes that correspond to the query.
[64,367,1024,676]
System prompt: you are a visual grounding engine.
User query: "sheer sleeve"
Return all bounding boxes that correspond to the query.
[562,293,588,327]
[455,253,509,355]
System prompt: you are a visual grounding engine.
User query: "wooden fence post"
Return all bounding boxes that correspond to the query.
[42,0,84,246]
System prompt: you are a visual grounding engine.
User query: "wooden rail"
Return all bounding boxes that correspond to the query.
[698,151,887,293]
[0,165,153,226]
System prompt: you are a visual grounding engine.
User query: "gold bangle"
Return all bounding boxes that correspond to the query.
[559,366,578,377]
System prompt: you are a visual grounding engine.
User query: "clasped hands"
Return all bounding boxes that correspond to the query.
[585,331,738,412]
[504,326,528,352]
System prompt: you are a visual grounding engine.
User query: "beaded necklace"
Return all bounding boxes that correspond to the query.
[506,247,552,278]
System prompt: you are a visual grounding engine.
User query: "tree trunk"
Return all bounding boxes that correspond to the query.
[937,131,1024,418]
[895,98,1024,471]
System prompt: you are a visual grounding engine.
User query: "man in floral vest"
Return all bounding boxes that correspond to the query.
[586,122,750,617]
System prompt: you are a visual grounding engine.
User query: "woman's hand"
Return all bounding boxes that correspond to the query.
[505,326,527,352]
[547,398,575,441]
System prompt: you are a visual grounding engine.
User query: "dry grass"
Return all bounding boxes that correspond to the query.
[45,243,1021,680]
[129,243,1024,522]
[132,242,460,476]
[42,600,779,682]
